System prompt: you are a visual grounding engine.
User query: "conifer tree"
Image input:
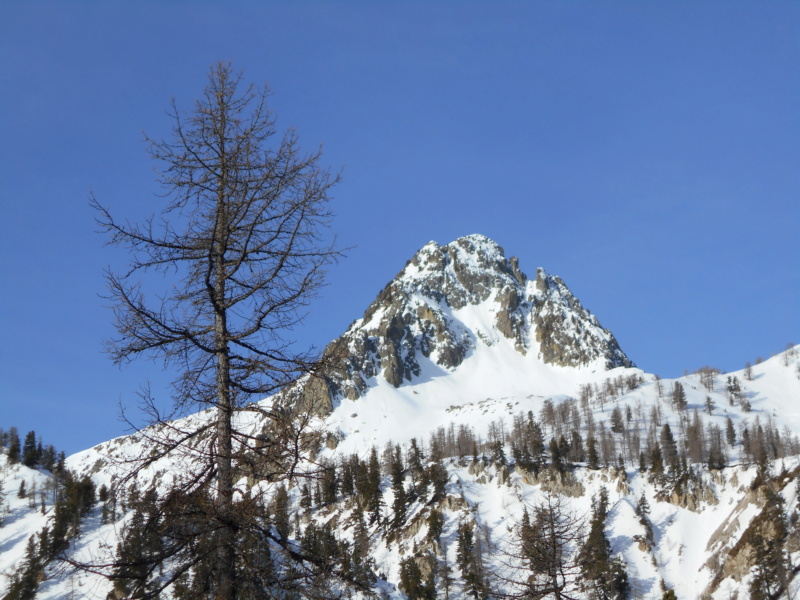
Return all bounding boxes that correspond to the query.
[4,535,43,600]
[427,458,449,501]
[427,508,444,544]
[650,442,664,478]
[399,556,435,600]
[727,375,743,405]
[391,471,407,530]
[726,417,736,447]
[549,437,565,473]
[299,484,311,509]
[456,521,487,599]
[749,486,790,599]
[7,427,21,464]
[271,484,291,540]
[635,492,653,543]
[21,431,38,468]
[579,487,629,599]
[517,494,583,600]
[90,62,355,598]
[569,430,586,463]
[366,447,383,524]
[610,406,624,434]
[322,464,338,504]
[660,424,679,472]
[110,487,165,599]
[587,435,600,470]
[672,381,687,411]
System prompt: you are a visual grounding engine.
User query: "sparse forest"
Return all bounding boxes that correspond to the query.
[3,350,800,598]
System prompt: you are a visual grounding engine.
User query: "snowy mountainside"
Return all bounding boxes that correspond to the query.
[311,345,800,599]
[0,459,54,579]
[2,235,800,600]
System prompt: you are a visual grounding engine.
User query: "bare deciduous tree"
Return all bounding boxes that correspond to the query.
[90,62,353,599]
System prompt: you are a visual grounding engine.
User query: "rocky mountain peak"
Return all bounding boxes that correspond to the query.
[297,235,632,413]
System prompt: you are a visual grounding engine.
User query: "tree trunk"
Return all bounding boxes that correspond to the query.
[214,149,235,598]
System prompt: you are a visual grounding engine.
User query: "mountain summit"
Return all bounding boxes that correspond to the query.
[308,234,632,410]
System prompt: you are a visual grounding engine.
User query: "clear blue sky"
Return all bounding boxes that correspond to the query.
[1,2,798,455]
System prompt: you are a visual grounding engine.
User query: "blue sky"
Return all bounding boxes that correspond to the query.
[1,2,798,455]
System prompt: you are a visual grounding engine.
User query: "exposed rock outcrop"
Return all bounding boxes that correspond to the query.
[514,465,586,497]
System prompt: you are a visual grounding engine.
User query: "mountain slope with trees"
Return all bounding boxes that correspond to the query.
[2,233,799,599]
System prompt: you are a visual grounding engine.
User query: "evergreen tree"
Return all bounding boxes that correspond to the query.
[48,472,96,559]
[399,556,435,600]
[528,417,547,469]
[271,484,291,540]
[610,406,624,434]
[7,427,21,464]
[351,505,371,569]
[4,535,43,600]
[579,487,628,599]
[427,508,444,544]
[587,435,600,470]
[660,424,679,472]
[299,484,311,509]
[748,486,790,600]
[491,440,507,465]
[110,487,165,599]
[569,430,586,463]
[22,431,38,468]
[726,417,736,447]
[40,445,56,472]
[427,458,448,502]
[391,472,407,530]
[408,437,425,478]
[672,381,687,411]
[549,438,565,473]
[321,464,338,504]
[55,451,66,476]
[650,442,664,478]
[366,447,383,525]
[726,376,740,405]
[340,455,356,498]
[635,492,654,545]
[456,521,487,599]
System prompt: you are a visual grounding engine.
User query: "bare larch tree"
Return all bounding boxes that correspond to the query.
[91,62,344,599]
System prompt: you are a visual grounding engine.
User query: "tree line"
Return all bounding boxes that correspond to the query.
[0,427,65,473]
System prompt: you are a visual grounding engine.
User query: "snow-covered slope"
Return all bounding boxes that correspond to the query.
[2,235,799,600]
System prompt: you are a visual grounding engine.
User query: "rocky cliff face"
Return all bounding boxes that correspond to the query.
[295,234,632,413]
